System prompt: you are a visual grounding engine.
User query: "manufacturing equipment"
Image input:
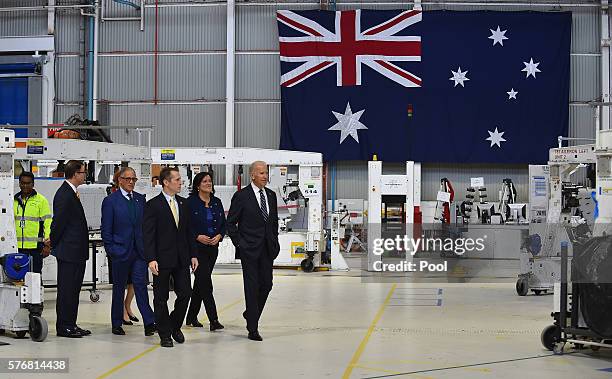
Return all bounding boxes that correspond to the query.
[542,106,612,354]
[14,136,152,294]
[517,144,596,296]
[0,129,48,341]
[150,147,349,272]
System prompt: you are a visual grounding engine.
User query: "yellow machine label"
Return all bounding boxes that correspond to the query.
[26,139,44,154]
[291,241,305,258]
[160,149,176,160]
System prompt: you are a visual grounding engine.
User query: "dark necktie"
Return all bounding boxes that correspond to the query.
[259,189,268,221]
[127,192,132,201]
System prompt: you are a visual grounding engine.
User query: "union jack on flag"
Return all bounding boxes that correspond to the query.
[277,10,422,87]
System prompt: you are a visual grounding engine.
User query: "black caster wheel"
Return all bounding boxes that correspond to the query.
[541,325,560,351]
[300,258,315,273]
[516,278,528,296]
[90,292,100,302]
[534,290,542,296]
[591,345,601,351]
[15,330,27,339]
[29,316,48,342]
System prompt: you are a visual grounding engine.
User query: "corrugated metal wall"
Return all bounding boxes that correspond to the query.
[0,0,606,202]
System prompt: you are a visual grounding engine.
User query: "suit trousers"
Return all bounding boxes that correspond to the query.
[111,253,155,328]
[152,266,192,338]
[241,249,273,333]
[186,246,219,323]
[56,260,86,331]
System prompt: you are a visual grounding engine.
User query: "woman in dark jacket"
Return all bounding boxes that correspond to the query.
[185,172,226,331]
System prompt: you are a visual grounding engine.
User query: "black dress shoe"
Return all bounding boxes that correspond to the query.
[122,319,133,326]
[210,320,224,331]
[160,337,174,348]
[112,326,126,335]
[57,329,82,338]
[248,331,263,341]
[128,315,139,323]
[171,329,185,344]
[144,324,157,336]
[187,319,204,328]
[75,326,91,336]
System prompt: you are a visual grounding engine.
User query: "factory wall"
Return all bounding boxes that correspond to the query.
[0,0,604,201]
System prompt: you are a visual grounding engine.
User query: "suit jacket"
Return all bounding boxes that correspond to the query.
[50,181,89,263]
[101,190,145,261]
[143,192,196,269]
[226,185,280,260]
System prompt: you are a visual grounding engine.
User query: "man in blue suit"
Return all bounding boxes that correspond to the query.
[101,167,156,336]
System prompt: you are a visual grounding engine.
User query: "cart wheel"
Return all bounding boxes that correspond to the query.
[0,329,5,335]
[300,258,315,273]
[591,345,601,352]
[29,316,48,342]
[553,342,565,355]
[15,330,27,339]
[541,324,560,351]
[90,292,100,303]
[534,290,542,296]
[516,278,528,296]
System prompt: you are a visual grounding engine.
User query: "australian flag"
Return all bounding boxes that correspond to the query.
[277,10,571,163]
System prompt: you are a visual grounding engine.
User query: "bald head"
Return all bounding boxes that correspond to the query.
[250,160,268,189]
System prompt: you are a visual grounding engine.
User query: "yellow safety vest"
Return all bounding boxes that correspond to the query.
[13,191,52,250]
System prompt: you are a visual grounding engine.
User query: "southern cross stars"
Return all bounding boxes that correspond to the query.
[486,127,507,148]
[522,58,541,78]
[488,26,508,46]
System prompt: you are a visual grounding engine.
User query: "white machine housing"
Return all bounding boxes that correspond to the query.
[0,129,48,341]
[14,137,153,287]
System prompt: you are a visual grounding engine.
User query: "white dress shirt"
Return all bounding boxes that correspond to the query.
[119,187,133,201]
[251,182,268,211]
[162,190,179,219]
[65,180,77,193]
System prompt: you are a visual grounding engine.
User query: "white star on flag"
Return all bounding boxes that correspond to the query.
[522,58,541,78]
[449,67,470,87]
[507,88,518,99]
[486,127,507,148]
[328,102,368,144]
[488,26,508,46]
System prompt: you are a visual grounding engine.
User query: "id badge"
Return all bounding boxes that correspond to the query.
[19,219,26,229]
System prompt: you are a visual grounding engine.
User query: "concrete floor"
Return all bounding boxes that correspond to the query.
[2,269,612,379]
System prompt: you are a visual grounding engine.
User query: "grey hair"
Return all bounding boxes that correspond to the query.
[249,161,267,175]
[118,166,135,177]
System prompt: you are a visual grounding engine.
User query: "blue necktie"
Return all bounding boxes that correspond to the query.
[259,189,268,221]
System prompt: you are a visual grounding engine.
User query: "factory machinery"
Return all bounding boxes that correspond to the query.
[0,129,47,341]
[542,107,612,354]
[516,145,596,296]
[13,135,152,296]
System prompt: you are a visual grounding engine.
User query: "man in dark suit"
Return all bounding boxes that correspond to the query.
[50,160,91,338]
[101,166,156,337]
[144,167,198,348]
[227,160,280,341]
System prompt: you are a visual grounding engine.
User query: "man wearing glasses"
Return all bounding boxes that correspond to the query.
[101,167,156,337]
[50,160,91,338]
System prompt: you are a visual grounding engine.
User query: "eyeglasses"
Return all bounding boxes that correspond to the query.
[121,177,139,183]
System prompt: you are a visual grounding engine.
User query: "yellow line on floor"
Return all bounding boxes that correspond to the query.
[342,283,397,379]
[351,364,403,375]
[96,297,243,379]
